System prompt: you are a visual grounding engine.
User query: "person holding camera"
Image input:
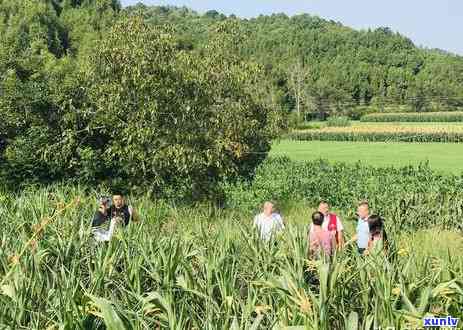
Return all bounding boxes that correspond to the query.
[91,192,139,241]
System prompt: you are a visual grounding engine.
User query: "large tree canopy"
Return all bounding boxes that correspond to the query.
[0,6,281,200]
[77,18,278,198]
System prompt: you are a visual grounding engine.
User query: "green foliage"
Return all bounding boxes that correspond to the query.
[1,127,61,185]
[326,116,351,127]
[0,2,281,198]
[295,122,324,130]
[124,5,463,115]
[361,111,463,122]
[0,0,119,188]
[343,105,379,120]
[78,17,278,199]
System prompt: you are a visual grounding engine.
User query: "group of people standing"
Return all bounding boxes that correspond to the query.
[253,200,387,258]
[91,193,387,258]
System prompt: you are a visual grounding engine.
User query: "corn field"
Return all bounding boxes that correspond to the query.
[1,159,463,329]
[225,158,463,231]
[361,112,463,122]
[287,125,463,143]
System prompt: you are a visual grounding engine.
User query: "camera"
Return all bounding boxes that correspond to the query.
[99,196,112,208]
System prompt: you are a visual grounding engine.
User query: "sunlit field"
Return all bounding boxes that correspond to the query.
[271,140,463,174]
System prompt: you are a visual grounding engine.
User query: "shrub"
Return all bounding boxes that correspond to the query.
[295,121,323,130]
[326,116,351,127]
[1,19,281,200]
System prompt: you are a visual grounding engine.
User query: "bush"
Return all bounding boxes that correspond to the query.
[326,116,351,127]
[344,106,374,120]
[295,121,323,130]
[361,111,463,122]
[1,19,280,200]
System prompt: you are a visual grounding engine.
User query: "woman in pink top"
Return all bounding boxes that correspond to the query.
[309,211,336,259]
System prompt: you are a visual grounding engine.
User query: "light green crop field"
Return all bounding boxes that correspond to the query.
[356,121,463,126]
[304,121,463,129]
[271,140,463,174]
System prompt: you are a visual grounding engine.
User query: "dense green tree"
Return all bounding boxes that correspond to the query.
[0,14,280,198]
[75,18,278,199]
[0,0,118,186]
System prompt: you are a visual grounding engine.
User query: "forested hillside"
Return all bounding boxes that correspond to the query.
[1,0,463,195]
[125,4,463,118]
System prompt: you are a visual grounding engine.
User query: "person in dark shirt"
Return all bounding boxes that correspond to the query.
[92,192,139,232]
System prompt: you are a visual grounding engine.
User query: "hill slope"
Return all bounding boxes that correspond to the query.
[125,4,463,116]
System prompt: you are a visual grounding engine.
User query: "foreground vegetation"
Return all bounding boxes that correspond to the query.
[271,140,463,173]
[1,171,462,329]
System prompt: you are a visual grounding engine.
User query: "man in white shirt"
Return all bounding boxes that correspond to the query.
[253,201,285,241]
[309,201,344,249]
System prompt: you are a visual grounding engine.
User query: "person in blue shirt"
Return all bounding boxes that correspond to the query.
[355,201,370,255]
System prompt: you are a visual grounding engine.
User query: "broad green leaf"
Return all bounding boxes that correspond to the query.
[86,294,126,330]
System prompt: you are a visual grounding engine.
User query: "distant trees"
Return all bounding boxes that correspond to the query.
[122,6,463,119]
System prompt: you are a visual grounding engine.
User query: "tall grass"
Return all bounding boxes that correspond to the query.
[0,185,462,329]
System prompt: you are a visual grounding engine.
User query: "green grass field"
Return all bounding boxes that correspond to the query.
[271,140,463,174]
